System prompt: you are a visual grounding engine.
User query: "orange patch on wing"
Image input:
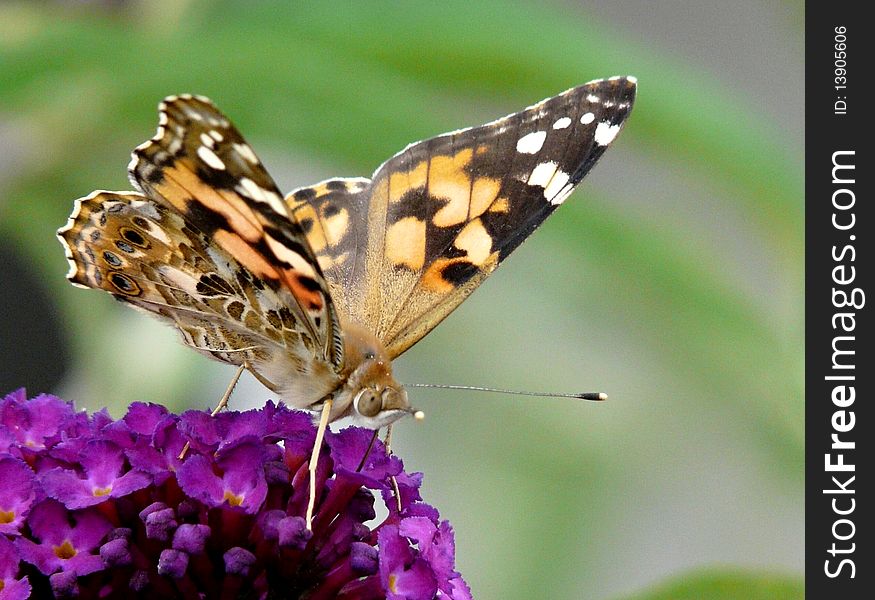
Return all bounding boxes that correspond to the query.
[421,258,456,293]
[420,252,495,294]
[323,206,350,246]
[285,192,311,212]
[469,177,501,219]
[454,218,492,265]
[213,229,277,280]
[385,217,426,270]
[388,160,428,203]
[312,182,331,197]
[287,272,324,312]
[159,163,262,242]
[316,251,349,271]
[489,197,510,213]
[429,148,474,227]
[295,204,327,253]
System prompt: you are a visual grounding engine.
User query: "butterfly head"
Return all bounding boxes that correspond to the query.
[337,322,414,428]
[350,384,410,429]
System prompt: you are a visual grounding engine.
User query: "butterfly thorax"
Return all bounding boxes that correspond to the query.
[325,320,410,429]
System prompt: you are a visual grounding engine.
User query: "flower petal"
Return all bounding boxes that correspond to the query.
[0,535,23,577]
[177,455,224,507]
[0,457,37,535]
[68,509,113,551]
[21,500,69,544]
[388,558,438,600]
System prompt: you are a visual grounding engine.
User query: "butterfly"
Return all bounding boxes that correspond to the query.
[58,76,636,526]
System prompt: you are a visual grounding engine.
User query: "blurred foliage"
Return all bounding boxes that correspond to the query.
[0,1,803,598]
[614,568,804,600]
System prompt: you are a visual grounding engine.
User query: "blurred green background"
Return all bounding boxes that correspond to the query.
[0,1,803,598]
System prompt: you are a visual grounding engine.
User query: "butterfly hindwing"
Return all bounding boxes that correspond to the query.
[57,191,342,405]
[286,76,636,358]
[128,95,343,370]
[285,177,372,322]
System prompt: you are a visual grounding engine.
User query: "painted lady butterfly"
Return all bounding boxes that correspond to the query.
[59,76,636,524]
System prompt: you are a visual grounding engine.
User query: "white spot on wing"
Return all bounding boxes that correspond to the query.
[128,201,170,244]
[594,121,621,146]
[552,117,571,130]
[236,177,288,215]
[237,177,264,200]
[197,146,225,169]
[199,132,215,148]
[166,131,182,155]
[527,161,558,188]
[586,94,600,103]
[580,112,595,125]
[209,130,224,142]
[265,234,316,277]
[516,130,547,154]
[550,185,575,206]
[544,170,571,201]
[158,265,201,296]
[233,143,259,165]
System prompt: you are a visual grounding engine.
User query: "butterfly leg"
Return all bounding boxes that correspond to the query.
[384,424,403,514]
[178,362,247,460]
[306,398,333,531]
[355,429,380,472]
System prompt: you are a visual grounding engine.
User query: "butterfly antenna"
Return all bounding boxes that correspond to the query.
[406,383,607,401]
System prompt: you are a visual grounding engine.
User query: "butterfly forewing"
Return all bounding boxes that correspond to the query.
[286,77,636,358]
[128,95,343,370]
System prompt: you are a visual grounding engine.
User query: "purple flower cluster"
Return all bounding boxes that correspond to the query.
[0,390,471,599]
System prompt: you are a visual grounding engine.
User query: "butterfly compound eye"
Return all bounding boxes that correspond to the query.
[354,388,382,418]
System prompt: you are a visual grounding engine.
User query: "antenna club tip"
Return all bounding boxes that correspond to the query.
[413,410,425,421]
[598,393,608,401]
[578,392,608,401]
